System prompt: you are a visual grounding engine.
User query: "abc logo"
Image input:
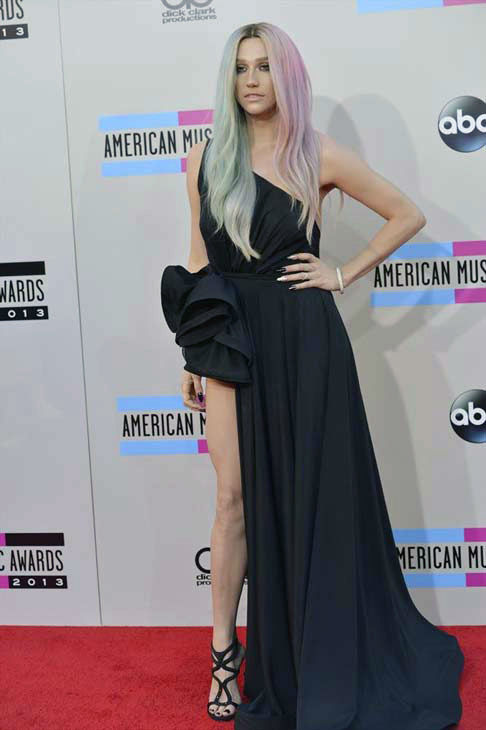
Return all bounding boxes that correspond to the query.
[438,96,486,152]
[450,389,486,443]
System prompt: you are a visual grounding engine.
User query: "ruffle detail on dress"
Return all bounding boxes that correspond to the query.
[161,263,253,384]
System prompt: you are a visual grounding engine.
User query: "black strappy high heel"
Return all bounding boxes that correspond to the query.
[207,627,246,722]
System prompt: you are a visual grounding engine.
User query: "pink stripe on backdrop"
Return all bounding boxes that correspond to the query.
[178,109,213,125]
[444,0,486,5]
[453,240,486,256]
[466,573,486,587]
[0,576,9,589]
[455,288,486,303]
[198,439,209,454]
[0,533,5,546]
[464,528,486,542]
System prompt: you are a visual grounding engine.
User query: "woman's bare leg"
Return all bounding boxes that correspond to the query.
[205,376,248,719]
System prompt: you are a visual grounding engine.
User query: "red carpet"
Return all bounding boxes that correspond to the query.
[0,625,483,729]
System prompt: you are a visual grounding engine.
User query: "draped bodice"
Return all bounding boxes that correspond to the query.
[197,139,321,275]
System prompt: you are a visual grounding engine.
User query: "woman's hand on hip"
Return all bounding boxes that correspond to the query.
[276,252,342,292]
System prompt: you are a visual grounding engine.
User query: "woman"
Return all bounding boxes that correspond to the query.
[161,21,464,730]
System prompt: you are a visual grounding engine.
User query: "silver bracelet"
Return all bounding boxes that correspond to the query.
[336,266,344,294]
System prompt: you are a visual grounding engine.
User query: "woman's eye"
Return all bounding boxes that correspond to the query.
[236,64,270,73]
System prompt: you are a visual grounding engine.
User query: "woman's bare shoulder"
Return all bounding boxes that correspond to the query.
[315,130,372,190]
[314,129,340,192]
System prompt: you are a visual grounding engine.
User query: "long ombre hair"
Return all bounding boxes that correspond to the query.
[201,22,343,262]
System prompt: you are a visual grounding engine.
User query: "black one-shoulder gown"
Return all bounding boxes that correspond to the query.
[161,139,464,730]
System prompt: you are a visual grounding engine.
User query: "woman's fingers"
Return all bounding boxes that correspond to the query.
[191,373,206,407]
[277,253,339,291]
[181,378,196,409]
[181,371,206,411]
[182,380,203,411]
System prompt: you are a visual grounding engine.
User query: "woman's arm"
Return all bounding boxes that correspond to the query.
[318,132,426,289]
[185,140,210,273]
[169,141,209,412]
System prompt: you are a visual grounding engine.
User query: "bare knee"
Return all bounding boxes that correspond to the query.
[215,479,245,531]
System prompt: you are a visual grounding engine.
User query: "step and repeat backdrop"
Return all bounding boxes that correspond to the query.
[1,0,485,626]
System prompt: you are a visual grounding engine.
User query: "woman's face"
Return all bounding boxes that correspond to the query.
[235,37,277,117]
